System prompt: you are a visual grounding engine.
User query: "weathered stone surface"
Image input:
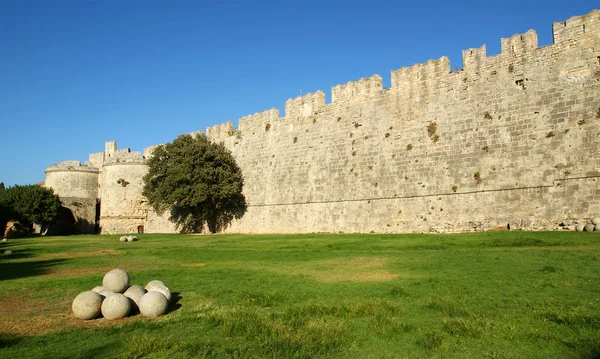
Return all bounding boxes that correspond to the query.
[91,286,105,293]
[595,224,600,232]
[148,284,171,303]
[72,291,102,320]
[101,293,131,320]
[119,236,128,242]
[4,221,28,239]
[584,223,596,232]
[1,238,7,243]
[123,284,146,312]
[145,280,165,291]
[102,268,130,293]
[139,291,168,318]
[576,224,585,232]
[98,289,116,299]
[592,217,600,225]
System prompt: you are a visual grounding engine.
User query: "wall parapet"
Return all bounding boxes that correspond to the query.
[207,121,235,142]
[238,108,280,136]
[332,75,382,105]
[285,91,326,122]
[45,160,99,173]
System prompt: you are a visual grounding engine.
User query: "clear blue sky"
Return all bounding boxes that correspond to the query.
[0,0,597,187]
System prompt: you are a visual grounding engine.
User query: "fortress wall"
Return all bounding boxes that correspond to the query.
[43,10,600,235]
[216,10,600,233]
[99,162,148,234]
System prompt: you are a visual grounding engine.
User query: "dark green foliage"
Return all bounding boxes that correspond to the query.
[142,133,247,233]
[0,184,61,232]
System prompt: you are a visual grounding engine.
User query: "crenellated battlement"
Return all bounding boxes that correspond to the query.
[46,160,99,173]
[553,9,600,46]
[200,10,599,141]
[500,30,538,58]
[391,57,450,89]
[206,121,235,142]
[103,141,144,164]
[238,108,281,136]
[285,91,326,122]
[331,75,382,105]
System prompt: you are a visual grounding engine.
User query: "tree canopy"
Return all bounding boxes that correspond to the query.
[142,133,247,233]
[0,184,62,232]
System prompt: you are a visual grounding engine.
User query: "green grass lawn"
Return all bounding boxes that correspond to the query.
[0,232,599,358]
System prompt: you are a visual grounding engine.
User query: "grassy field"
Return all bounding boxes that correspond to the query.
[0,232,599,358]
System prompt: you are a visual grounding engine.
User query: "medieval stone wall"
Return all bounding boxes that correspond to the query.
[206,10,600,233]
[45,10,600,234]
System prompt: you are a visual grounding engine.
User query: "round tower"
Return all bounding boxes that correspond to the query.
[45,161,100,233]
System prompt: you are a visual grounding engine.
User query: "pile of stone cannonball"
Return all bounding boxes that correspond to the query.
[119,235,139,242]
[71,268,172,321]
[575,217,600,232]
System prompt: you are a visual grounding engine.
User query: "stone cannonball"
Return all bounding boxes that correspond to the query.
[98,289,116,300]
[91,286,105,293]
[72,291,102,320]
[148,284,172,303]
[145,280,166,291]
[592,217,600,225]
[595,224,600,232]
[575,224,585,232]
[103,268,130,293]
[119,236,128,242]
[139,291,168,318]
[124,284,147,312]
[584,223,595,232]
[101,293,131,320]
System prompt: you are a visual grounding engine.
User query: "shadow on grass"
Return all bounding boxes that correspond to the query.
[0,249,68,281]
[168,292,182,314]
[0,332,23,349]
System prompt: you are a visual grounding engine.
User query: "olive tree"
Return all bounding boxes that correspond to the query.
[142,133,247,233]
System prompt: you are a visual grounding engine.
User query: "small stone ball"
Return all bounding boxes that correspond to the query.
[72,291,102,320]
[595,224,600,232]
[148,284,172,303]
[103,268,130,293]
[119,236,127,242]
[124,285,147,312]
[145,280,166,292]
[575,224,585,232]
[3,250,12,255]
[98,290,116,300]
[592,217,600,225]
[101,293,131,320]
[584,223,595,232]
[91,286,105,293]
[139,291,168,318]
[1,238,7,243]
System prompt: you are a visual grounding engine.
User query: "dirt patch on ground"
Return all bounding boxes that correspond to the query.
[0,294,69,335]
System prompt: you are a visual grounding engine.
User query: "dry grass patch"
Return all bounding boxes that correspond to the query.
[308,257,400,282]
[35,249,123,260]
